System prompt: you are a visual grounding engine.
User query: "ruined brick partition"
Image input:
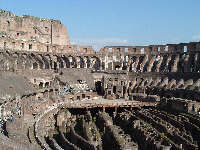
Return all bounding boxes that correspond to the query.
[0,9,70,45]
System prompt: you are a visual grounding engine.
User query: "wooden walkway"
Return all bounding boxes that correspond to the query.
[59,97,157,109]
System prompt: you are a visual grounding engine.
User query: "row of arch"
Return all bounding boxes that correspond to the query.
[1,51,200,73]
[0,51,102,71]
[118,53,200,73]
[104,76,200,101]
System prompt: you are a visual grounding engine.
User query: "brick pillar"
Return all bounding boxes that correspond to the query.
[102,106,105,113]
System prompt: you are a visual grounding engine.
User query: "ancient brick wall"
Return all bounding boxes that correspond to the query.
[0,9,70,48]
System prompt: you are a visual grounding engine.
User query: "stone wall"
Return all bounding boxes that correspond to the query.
[0,9,69,45]
[99,42,200,54]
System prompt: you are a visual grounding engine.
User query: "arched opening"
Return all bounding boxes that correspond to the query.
[21,43,24,49]
[59,60,64,68]
[54,62,57,70]
[39,82,43,89]
[44,59,50,69]
[141,48,144,54]
[77,96,81,100]
[82,94,85,99]
[184,46,187,53]
[29,44,32,50]
[63,57,70,68]
[6,21,10,28]
[4,42,6,48]
[33,62,38,69]
[192,105,195,112]
[158,47,161,52]
[123,86,126,98]
[78,57,84,68]
[115,65,120,70]
[45,27,49,32]
[39,61,43,69]
[165,46,168,51]
[83,57,89,68]
[113,86,116,94]
[68,56,75,68]
[45,82,49,87]
[95,81,103,95]
[92,57,100,70]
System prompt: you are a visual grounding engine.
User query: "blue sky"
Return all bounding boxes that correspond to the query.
[0,0,200,50]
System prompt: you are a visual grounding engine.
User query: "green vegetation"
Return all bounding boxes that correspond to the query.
[160,132,165,138]
[93,116,96,122]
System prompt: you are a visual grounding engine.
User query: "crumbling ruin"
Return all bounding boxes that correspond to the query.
[0,9,200,150]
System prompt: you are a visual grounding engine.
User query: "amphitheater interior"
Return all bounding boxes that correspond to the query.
[0,9,200,150]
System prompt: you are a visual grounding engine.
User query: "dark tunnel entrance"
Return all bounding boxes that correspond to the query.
[95,81,103,95]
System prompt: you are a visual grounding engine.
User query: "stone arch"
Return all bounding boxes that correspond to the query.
[44,54,53,69]
[115,64,121,70]
[151,55,160,72]
[189,53,196,72]
[45,82,50,87]
[136,55,144,72]
[31,53,44,69]
[90,56,101,70]
[22,53,33,70]
[83,56,90,68]
[56,55,65,69]
[75,56,84,68]
[95,80,103,95]
[68,55,76,68]
[195,53,200,72]
[1,51,12,71]
[160,54,170,72]
[33,61,39,70]
[10,52,19,71]
[130,56,137,72]
[167,54,177,72]
[176,79,184,89]
[39,82,44,88]
[39,54,50,69]
[0,52,7,71]
[62,55,70,68]
[147,55,157,72]
[0,52,6,70]
[51,55,59,70]
[17,53,26,70]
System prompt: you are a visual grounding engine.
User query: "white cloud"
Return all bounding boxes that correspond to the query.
[70,38,131,50]
[192,35,200,42]
[70,37,196,51]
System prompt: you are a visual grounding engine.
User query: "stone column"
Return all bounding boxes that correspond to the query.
[99,59,103,70]
[184,54,190,72]
[155,56,163,72]
[102,106,105,113]
[84,58,88,68]
[76,58,81,68]
[111,61,114,70]
[89,58,93,69]
[171,55,179,72]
